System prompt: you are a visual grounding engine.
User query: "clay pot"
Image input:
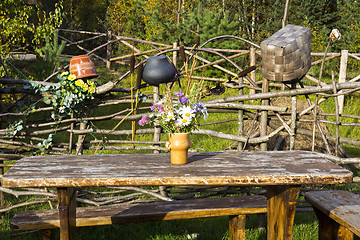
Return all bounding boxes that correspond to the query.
[142,56,177,86]
[70,55,98,79]
[165,133,192,165]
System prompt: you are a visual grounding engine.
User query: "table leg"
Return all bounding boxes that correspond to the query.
[57,187,77,240]
[266,185,300,240]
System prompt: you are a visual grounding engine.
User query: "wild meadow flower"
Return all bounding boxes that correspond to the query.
[179,96,188,104]
[138,115,151,126]
[166,112,175,121]
[67,73,77,81]
[51,71,97,119]
[177,117,191,127]
[138,89,208,133]
[179,106,195,119]
[174,91,183,97]
[75,79,85,88]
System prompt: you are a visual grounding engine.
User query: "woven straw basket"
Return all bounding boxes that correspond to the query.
[260,24,311,82]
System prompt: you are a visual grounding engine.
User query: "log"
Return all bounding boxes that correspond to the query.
[205,82,360,104]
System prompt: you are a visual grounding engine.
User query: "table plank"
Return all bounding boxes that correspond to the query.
[1,151,353,188]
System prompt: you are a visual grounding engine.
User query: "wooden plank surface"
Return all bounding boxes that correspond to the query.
[2,151,353,188]
[306,190,360,237]
[11,195,267,231]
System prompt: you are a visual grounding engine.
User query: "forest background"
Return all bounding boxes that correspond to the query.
[1,0,360,63]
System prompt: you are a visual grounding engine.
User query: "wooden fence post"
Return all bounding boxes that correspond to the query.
[260,78,269,151]
[249,47,256,99]
[238,76,244,150]
[153,86,161,153]
[68,113,74,154]
[338,50,348,114]
[290,83,297,150]
[76,122,88,155]
[173,41,178,67]
[106,31,112,70]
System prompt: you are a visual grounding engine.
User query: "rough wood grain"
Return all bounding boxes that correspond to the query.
[1,151,352,188]
[306,190,360,238]
[57,188,76,240]
[229,215,246,240]
[267,185,300,240]
[11,195,267,230]
[314,208,353,240]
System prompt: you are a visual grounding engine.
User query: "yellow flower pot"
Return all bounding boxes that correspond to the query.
[165,133,192,165]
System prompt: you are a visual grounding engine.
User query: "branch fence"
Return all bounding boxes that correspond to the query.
[1,29,360,219]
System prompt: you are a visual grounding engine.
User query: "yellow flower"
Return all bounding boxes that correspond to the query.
[88,85,95,94]
[68,73,77,81]
[60,71,69,77]
[82,83,89,92]
[87,80,96,94]
[75,79,85,88]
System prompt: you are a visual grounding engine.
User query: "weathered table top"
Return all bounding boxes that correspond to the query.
[1,150,353,188]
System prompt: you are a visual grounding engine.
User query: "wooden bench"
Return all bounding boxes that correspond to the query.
[305,190,360,240]
[11,195,267,240]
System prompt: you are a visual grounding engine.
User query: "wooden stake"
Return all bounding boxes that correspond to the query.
[290,82,297,150]
[237,76,244,150]
[106,31,112,70]
[332,71,340,156]
[338,50,348,114]
[260,78,269,151]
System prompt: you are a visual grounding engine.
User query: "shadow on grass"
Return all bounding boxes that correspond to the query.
[3,212,346,240]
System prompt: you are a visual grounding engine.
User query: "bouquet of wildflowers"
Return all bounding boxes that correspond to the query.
[55,71,96,114]
[138,85,208,133]
[32,71,97,120]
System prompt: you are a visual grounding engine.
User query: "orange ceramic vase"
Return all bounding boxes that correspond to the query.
[165,133,192,165]
[69,55,98,79]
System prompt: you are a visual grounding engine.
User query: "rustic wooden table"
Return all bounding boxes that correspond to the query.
[1,150,353,240]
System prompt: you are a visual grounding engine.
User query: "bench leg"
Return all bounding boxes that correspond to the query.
[266,185,300,240]
[57,187,77,240]
[314,208,353,240]
[229,215,246,240]
[42,229,55,240]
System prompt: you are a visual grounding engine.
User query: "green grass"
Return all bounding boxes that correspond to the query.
[0,213,319,240]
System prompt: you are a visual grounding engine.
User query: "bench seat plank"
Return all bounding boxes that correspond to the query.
[305,190,360,237]
[11,195,267,231]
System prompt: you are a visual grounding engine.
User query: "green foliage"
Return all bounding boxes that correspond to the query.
[0,0,64,57]
[177,8,241,78]
[31,71,97,120]
[31,30,66,80]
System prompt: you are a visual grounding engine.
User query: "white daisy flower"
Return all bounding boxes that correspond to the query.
[179,106,195,119]
[166,112,175,121]
[177,117,192,126]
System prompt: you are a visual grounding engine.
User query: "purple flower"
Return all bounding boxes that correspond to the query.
[179,96,188,104]
[138,115,150,126]
[158,104,165,113]
[150,103,157,111]
[174,91,183,97]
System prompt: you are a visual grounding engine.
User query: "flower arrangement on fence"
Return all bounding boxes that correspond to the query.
[138,85,208,134]
[56,71,96,112]
[31,71,97,120]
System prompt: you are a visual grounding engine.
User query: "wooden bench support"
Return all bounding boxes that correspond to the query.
[305,190,360,240]
[11,195,267,240]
